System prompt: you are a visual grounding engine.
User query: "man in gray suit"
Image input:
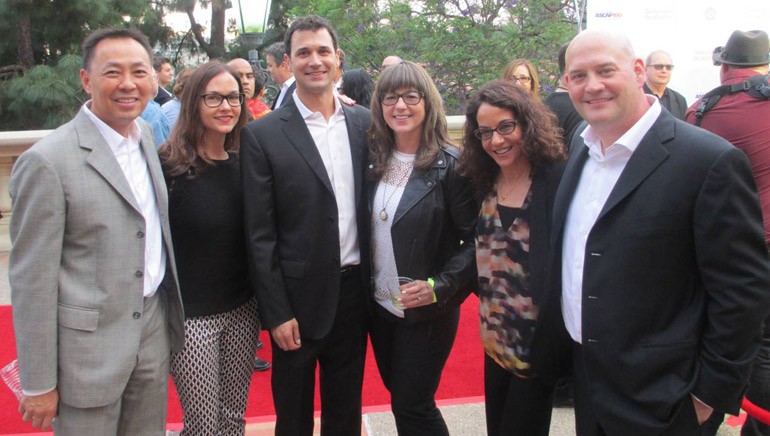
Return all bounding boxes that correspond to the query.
[9,28,184,435]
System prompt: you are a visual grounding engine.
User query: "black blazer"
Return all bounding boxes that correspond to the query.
[549,110,770,434]
[367,146,478,324]
[271,81,297,110]
[241,98,371,340]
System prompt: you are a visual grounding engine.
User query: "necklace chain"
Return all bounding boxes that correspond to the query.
[380,158,412,221]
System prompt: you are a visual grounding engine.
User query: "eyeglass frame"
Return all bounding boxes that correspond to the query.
[380,91,424,106]
[473,120,519,141]
[511,75,532,84]
[200,93,245,108]
[649,64,675,71]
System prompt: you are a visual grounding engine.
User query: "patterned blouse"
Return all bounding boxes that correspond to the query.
[476,188,539,377]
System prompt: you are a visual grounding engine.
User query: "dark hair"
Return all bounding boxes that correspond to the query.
[557,43,570,75]
[459,79,565,195]
[502,58,541,98]
[368,61,452,179]
[153,56,171,71]
[160,61,249,178]
[284,15,338,57]
[263,42,287,64]
[81,28,152,70]
[172,67,195,96]
[254,66,265,95]
[341,69,374,108]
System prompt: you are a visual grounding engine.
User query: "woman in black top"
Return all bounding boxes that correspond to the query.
[159,61,252,435]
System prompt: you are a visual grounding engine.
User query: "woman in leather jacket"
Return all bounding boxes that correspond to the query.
[367,60,478,435]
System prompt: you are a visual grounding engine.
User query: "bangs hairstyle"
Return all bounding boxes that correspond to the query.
[160,61,249,178]
[368,60,452,179]
[502,58,541,98]
[459,79,565,195]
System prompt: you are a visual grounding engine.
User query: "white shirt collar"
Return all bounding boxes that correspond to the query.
[293,92,344,121]
[581,95,661,158]
[82,101,142,152]
[281,76,296,91]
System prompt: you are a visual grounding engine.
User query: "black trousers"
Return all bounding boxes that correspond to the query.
[369,304,460,436]
[484,354,554,436]
[271,269,368,436]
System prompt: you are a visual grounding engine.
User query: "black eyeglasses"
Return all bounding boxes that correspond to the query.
[201,93,245,108]
[381,91,424,106]
[650,64,674,71]
[473,120,518,141]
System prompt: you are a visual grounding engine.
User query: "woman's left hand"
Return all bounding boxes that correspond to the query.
[399,280,435,309]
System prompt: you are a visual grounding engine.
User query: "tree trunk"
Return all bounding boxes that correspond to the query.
[17,17,34,68]
[209,0,226,59]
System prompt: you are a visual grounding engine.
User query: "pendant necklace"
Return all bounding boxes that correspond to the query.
[380,164,411,221]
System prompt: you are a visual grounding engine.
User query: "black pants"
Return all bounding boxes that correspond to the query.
[271,270,368,436]
[484,354,554,436]
[369,304,460,436]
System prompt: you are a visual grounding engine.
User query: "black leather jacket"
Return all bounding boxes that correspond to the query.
[368,146,479,324]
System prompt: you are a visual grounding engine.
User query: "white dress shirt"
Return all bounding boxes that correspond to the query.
[561,97,661,343]
[274,76,296,109]
[84,102,166,298]
[293,93,360,267]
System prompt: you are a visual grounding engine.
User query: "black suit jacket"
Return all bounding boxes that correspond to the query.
[549,110,770,434]
[241,98,371,340]
[271,81,297,110]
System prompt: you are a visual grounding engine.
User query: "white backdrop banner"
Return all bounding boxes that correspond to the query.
[586,0,770,107]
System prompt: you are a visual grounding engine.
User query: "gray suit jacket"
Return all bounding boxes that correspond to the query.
[9,108,184,408]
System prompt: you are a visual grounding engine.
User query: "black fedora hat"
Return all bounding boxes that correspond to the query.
[712,30,770,66]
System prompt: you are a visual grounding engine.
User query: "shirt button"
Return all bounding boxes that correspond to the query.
[133,312,141,319]
[136,231,145,238]
[135,270,144,278]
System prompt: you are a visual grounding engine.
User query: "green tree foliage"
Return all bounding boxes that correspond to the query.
[290,0,578,114]
[0,55,86,130]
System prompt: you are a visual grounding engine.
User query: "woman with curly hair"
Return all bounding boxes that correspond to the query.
[502,58,541,98]
[159,61,255,435]
[460,79,571,436]
[368,60,478,435]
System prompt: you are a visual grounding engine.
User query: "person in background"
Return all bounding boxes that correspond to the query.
[685,30,770,436]
[264,42,295,110]
[154,56,175,105]
[554,29,770,435]
[160,61,257,435]
[503,59,540,98]
[643,50,687,120]
[163,67,195,129]
[10,27,184,434]
[141,70,172,147]
[340,69,374,108]
[460,79,569,436]
[544,43,584,150]
[367,60,478,435]
[381,55,402,70]
[335,48,346,91]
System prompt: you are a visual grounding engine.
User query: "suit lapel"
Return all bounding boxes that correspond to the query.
[342,105,366,207]
[280,101,335,194]
[551,137,589,247]
[138,120,169,226]
[76,110,142,214]
[597,114,672,220]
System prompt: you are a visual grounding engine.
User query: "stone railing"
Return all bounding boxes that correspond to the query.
[0,116,468,252]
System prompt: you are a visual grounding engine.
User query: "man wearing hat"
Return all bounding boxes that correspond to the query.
[686,29,770,436]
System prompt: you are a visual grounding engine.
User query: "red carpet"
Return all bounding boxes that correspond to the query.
[0,296,483,434]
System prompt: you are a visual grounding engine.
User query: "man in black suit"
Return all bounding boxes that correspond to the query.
[550,29,770,436]
[241,15,370,436]
[264,42,296,110]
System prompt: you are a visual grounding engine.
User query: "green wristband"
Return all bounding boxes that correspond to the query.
[427,278,437,302]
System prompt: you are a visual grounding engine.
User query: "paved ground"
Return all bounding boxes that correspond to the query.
[0,251,743,435]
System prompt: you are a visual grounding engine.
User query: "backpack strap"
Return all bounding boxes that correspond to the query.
[694,74,770,127]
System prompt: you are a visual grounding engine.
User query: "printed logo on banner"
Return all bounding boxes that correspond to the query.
[594,11,623,19]
[704,8,717,20]
[645,9,673,20]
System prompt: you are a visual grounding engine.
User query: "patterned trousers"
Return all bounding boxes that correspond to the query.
[170,298,260,436]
